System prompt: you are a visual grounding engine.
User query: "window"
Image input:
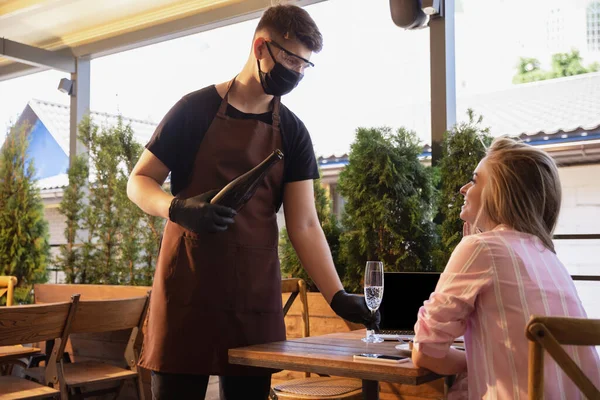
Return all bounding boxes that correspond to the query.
[588,1,600,51]
[546,8,565,52]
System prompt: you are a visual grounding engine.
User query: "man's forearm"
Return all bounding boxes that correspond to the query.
[127,175,173,220]
[288,223,343,303]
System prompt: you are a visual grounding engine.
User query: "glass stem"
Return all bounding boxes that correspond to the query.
[367,309,376,339]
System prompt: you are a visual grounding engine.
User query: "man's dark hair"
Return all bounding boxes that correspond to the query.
[256,4,323,53]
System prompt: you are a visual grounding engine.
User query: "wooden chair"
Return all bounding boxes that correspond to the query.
[0,276,17,306]
[0,295,80,400]
[526,315,600,400]
[0,275,31,377]
[271,279,362,400]
[33,284,151,304]
[25,293,151,400]
[30,283,152,368]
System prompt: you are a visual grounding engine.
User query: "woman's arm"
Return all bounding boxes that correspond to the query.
[411,236,492,375]
[412,347,467,375]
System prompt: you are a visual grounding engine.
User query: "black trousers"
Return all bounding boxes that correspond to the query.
[151,371,272,400]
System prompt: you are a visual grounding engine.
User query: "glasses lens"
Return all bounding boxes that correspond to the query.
[269,41,313,71]
[280,54,310,71]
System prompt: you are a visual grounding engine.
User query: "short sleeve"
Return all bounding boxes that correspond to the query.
[145,98,189,173]
[413,235,493,358]
[280,112,319,183]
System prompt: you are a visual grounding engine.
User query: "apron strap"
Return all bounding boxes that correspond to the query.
[218,76,281,132]
[272,96,281,131]
[217,77,237,118]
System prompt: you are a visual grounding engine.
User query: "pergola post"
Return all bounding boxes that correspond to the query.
[0,37,88,164]
[429,0,456,165]
[69,56,90,165]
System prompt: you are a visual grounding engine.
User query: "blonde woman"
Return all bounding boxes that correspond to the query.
[412,137,600,399]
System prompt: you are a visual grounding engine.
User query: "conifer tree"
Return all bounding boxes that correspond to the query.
[0,123,49,303]
[337,127,435,293]
[116,117,145,285]
[433,110,493,269]
[76,117,122,283]
[57,115,165,285]
[74,116,98,283]
[55,153,88,283]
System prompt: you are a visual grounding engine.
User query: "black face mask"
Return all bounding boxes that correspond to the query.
[257,43,304,96]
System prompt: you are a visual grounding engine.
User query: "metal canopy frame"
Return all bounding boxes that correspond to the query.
[428,0,456,165]
[0,38,75,73]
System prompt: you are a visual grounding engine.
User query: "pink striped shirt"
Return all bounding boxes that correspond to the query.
[413,225,600,399]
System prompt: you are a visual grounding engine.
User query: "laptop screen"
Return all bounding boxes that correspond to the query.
[378,272,441,331]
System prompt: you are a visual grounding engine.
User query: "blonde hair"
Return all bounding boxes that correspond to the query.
[475,137,562,252]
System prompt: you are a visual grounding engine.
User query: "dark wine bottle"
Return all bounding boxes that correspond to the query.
[210,149,284,211]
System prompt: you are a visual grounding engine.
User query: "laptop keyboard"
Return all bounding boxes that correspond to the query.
[378,330,415,335]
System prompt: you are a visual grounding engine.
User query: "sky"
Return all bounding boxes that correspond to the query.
[1,0,599,157]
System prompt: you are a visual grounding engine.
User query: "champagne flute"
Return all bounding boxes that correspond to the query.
[362,261,384,343]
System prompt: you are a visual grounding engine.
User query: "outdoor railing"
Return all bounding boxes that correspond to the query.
[553,233,600,282]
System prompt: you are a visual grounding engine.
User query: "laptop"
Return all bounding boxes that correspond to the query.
[377,272,441,341]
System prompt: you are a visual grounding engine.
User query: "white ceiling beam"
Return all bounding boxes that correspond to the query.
[0,38,75,73]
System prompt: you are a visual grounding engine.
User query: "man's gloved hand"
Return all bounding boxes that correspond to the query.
[330,289,380,331]
[169,190,236,234]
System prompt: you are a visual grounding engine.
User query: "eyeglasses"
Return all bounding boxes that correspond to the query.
[266,40,314,72]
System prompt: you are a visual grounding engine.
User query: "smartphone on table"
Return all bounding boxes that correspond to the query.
[353,353,410,365]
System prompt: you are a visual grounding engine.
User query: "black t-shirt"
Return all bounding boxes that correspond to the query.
[146,85,320,196]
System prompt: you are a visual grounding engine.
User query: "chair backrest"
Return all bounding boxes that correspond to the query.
[526,315,600,399]
[281,278,310,338]
[0,276,17,306]
[282,278,310,379]
[34,283,151,304]
[70,295,150,334]
[0,295,79,347]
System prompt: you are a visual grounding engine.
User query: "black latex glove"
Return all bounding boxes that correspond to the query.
[169,190,236,234]
[330,289,380,331]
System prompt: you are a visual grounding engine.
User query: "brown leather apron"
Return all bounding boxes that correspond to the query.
[139,79,286,376]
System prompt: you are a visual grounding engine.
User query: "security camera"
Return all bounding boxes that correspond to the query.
[57,78,73,95]
[390,0,441,30]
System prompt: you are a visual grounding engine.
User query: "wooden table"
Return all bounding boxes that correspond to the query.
[0,346,40,375]
[229,330,447,400]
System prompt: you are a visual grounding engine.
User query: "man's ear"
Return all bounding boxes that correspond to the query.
[253,36,268,60]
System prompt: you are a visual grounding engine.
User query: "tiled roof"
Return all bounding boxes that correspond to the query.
[36,173,69,191]
[26,99,157,190]
[390,72,600,143]
[28,99,157,157]
[458,72,600,137]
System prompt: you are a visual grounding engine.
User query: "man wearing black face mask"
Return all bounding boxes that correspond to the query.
[128,5,379,400]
